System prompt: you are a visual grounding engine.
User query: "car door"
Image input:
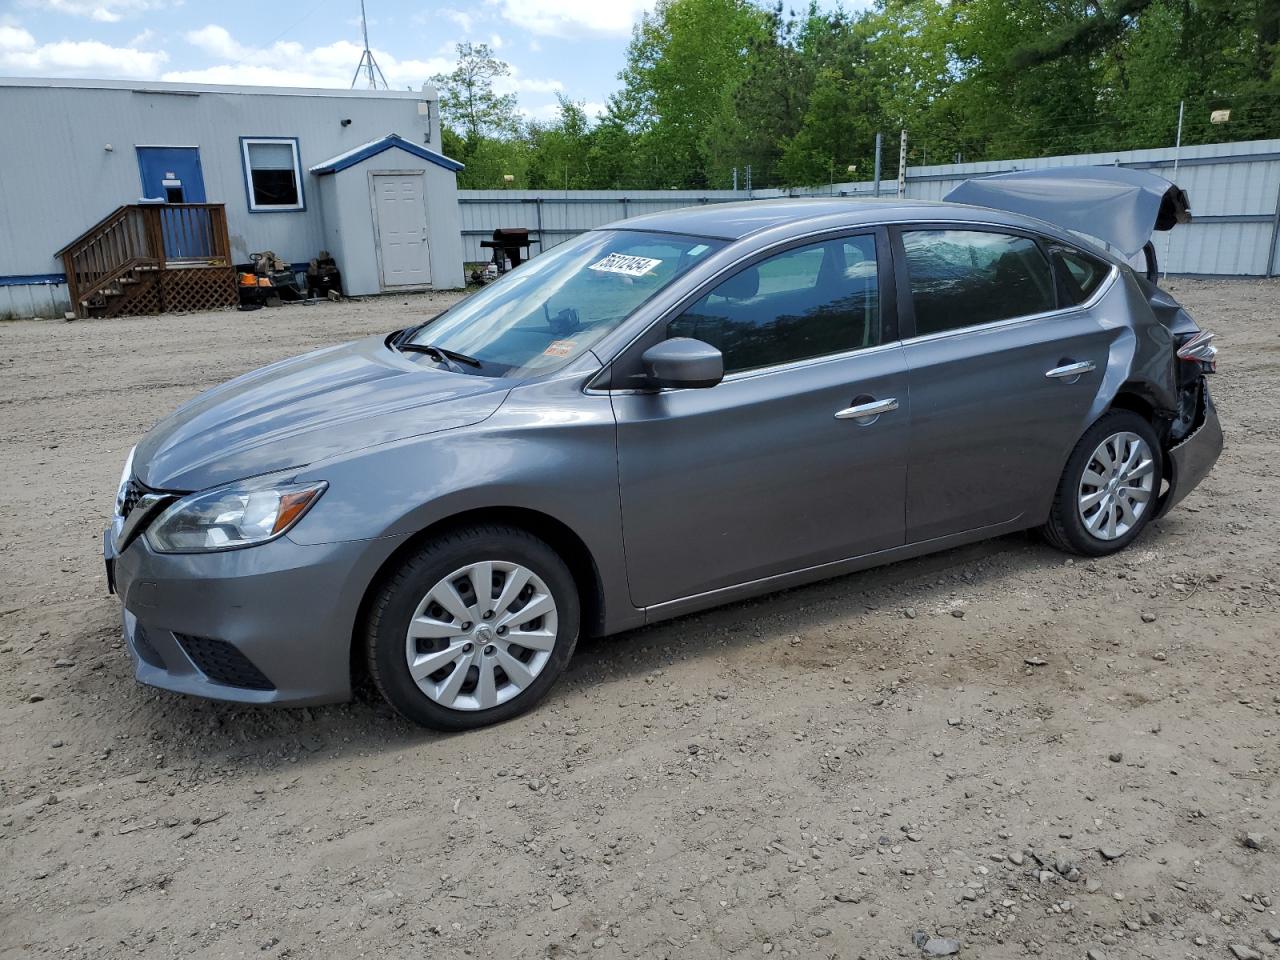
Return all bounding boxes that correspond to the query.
[610,229,909,609]
[893,226,1116,543]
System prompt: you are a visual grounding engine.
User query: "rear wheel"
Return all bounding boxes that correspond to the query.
[1042,411,1163,556]
[366,525,579,730]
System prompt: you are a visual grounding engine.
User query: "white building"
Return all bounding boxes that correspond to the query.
[0,77,465,318]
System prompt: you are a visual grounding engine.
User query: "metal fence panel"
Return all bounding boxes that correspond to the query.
[459,138,1280,277]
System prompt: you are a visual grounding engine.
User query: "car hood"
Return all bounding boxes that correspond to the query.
[134,335,510,491]
[944,165,1191,258]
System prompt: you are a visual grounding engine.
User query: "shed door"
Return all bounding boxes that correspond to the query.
[373,173,432,288]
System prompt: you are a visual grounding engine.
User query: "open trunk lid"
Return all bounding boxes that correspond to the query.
[944,165,1191,258]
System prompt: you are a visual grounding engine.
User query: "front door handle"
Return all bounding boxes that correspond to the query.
[1045,360,1096,380]
[835,397,899,422]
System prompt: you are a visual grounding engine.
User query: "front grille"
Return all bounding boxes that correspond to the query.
[132,624,166,668]
[175,634,275,691]
[119,477,149,520]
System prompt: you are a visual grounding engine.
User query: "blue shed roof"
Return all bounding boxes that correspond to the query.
[309,134,464,175]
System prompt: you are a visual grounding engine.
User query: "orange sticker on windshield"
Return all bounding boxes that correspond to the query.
[544,339,576,358]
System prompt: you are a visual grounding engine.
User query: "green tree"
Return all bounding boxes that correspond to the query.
[432,42,520,144]
[617,0,770,187]
[527,96,596,189]
[436,0,1280,192]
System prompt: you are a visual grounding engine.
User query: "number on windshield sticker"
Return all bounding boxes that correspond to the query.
[589,254,663,277]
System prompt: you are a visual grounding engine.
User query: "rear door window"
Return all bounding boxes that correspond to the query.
[901,229,1055,336]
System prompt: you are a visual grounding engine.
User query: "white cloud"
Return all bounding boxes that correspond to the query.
[184,24,240,59]
[0,22,169,76]
[496,69,563,96]
[441,9,473,32]
[518,101,562,123]
[519,98,606,124]
[499,0,657,37]
[488,33,504,49]
[24,0,171,23]
[168,26,451,89]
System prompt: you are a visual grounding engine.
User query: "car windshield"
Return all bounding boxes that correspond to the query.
[402,230,723,377]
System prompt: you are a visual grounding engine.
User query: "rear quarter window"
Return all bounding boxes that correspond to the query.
[1050,246,1112,306]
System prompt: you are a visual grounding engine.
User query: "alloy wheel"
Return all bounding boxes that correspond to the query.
[404,561,558,711]
[1077,430,1156,541]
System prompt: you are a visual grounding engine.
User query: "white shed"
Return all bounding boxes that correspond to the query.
[311,134,466,296]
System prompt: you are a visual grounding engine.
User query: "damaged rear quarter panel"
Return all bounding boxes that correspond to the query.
[1082,267,1180,433]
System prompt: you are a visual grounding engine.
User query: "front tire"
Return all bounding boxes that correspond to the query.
[1042,410,1163,557]
[365,525,580,731]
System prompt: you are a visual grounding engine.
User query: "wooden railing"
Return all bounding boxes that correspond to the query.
[56,203,231,314]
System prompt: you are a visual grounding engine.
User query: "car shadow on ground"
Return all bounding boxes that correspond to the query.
[99,524,1141,775]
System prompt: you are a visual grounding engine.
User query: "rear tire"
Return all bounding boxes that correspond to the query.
[1042,410,1163,557]
[365,525,579,731]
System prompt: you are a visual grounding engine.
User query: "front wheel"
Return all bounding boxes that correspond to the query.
[1042,411,1163,557]
[365,525,580,730]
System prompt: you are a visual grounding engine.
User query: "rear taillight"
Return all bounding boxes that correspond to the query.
[1177,330,1217,372]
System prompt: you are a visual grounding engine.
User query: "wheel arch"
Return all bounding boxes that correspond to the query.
[349,506,607,690]
[1109,386,1159,427]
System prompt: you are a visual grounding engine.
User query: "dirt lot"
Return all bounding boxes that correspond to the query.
[1,280,1277,960]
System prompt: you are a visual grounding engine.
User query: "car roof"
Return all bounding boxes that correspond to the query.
[603,197,1116,259]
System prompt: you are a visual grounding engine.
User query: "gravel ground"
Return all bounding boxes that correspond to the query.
[1,280,1277,960]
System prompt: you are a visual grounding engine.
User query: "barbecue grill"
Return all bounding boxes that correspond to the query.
[479,227,536,272]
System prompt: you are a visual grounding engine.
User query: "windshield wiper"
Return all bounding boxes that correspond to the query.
[396,342,483,371]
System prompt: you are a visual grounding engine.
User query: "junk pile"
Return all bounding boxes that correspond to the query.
[306,251,343,300]
[238,250,342,309]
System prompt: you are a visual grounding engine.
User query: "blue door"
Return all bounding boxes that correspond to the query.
[136,146,206,202]
[136,147,211,259]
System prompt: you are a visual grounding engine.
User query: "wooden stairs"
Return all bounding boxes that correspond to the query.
[56,203,238,319]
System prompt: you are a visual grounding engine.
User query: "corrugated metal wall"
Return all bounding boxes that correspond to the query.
[460,138,1280,278]
[458,190,743,263]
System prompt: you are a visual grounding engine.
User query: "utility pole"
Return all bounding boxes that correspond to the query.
[873,132,882,198]
[1164,99,1185,280]
[1172,99,1185,181]
[896,129,908,199]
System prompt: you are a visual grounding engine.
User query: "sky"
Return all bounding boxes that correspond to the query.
[0,0,674,122]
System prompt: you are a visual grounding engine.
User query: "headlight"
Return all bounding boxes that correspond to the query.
[114,446,136,515]
[145,477,327,553]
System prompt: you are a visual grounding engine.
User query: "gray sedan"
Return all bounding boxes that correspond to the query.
[105,168,1222,729]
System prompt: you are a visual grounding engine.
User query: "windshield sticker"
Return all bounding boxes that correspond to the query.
[589,253,663,277]
[543,339,577,358]
[688,244,710,256]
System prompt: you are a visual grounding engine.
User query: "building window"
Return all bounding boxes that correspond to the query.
[240,138,304,212]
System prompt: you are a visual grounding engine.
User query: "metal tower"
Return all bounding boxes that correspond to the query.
[350,0,389,90]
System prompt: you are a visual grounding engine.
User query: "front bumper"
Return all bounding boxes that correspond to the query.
[1157,382,1224,518]
[104,525,406,706]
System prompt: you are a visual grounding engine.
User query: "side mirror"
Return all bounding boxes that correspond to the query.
[641,338,724,389]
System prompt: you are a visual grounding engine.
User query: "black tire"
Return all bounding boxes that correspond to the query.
[1042,410,1164,557]
[365,524,580,731]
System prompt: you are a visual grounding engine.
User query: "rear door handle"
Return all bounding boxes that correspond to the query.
[835,397,899,421]
[1045,360,1096,380]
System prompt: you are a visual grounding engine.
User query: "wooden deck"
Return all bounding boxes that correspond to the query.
[56,203,237,318]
